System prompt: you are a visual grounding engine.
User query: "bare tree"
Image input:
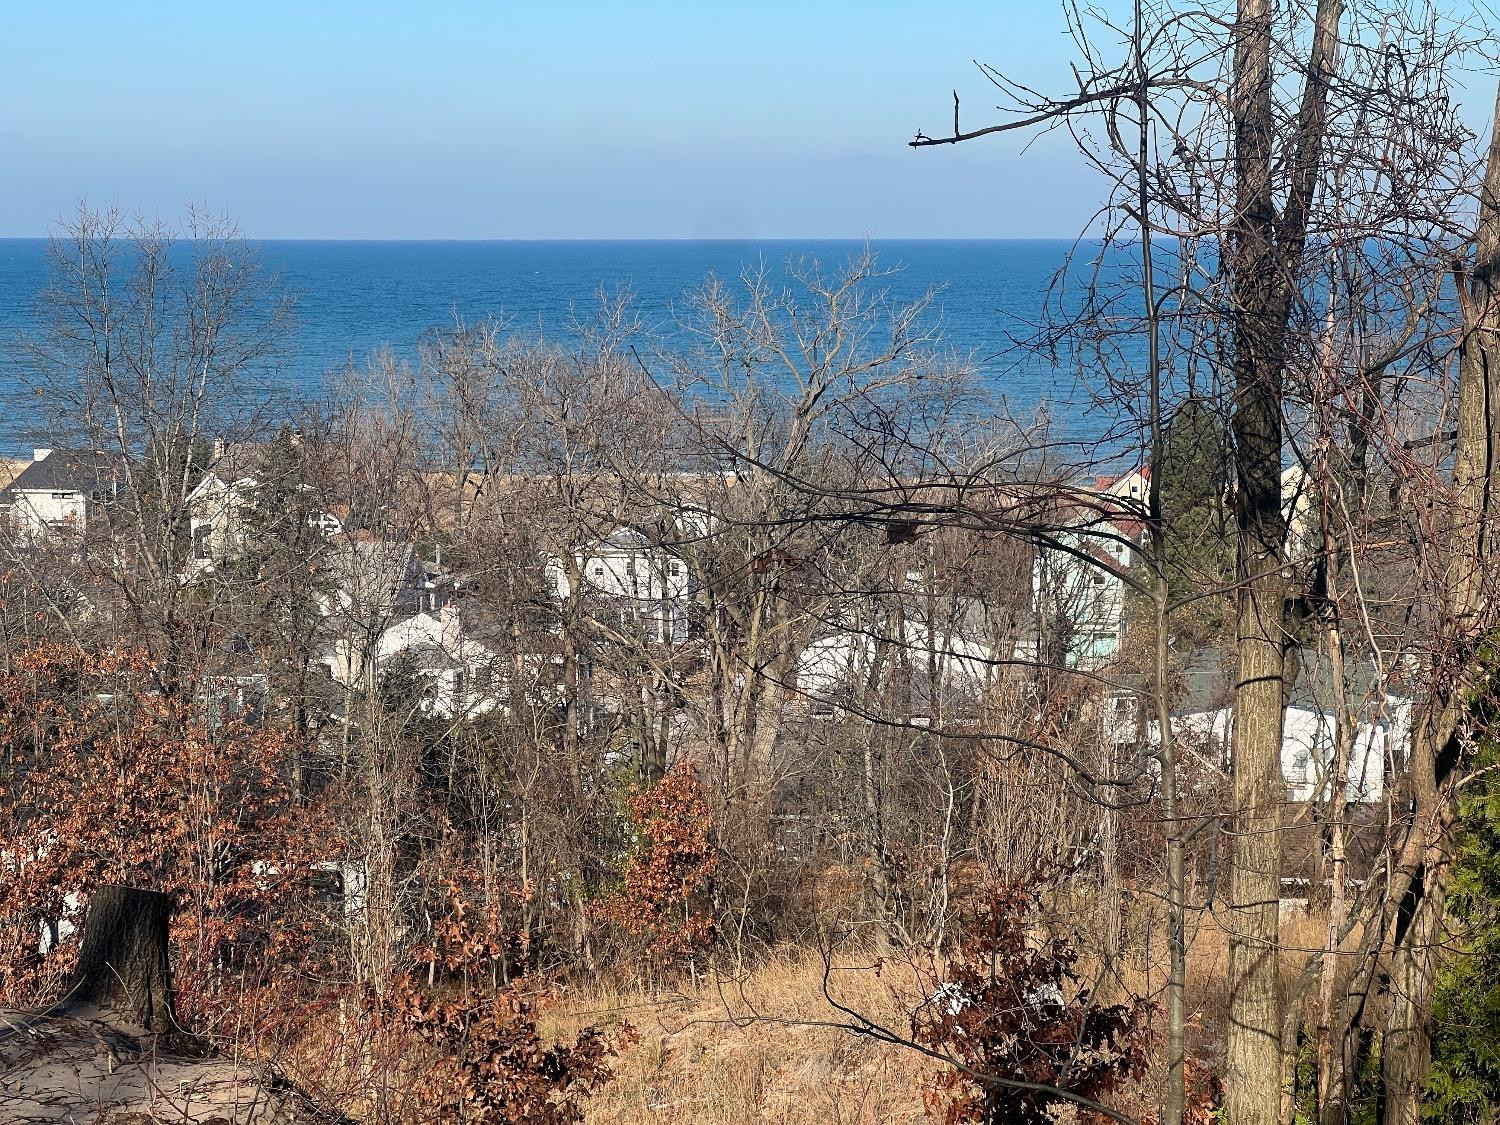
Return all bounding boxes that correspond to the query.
[17,204,292,691]
[904,4,1492,1121]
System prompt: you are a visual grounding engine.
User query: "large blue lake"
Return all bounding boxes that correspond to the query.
[0,238,1139,447]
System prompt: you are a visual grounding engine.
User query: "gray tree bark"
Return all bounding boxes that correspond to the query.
[1224,0,1343,1120]
[71,885,174,1035]
[1224,0,1291,1116]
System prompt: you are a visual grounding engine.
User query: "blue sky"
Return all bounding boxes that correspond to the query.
[0,1,1111,238]
[0,2,1490,239]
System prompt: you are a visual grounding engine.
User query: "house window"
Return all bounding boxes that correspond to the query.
[625,558,636,576]
[193,525,211,560]
[51,492,71,501]
[453,669,467,703]
[592,566,604,579]
[1289,746,1310,781]
[669,561,681,577]
[474,664,492,698]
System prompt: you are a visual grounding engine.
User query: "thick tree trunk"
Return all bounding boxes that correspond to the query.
[1224,5,1290,1121]
[1382,853,1451,1124]
[71,885,174,1035]
[1224,572,1289,1125]
[1224,0,1343,1118]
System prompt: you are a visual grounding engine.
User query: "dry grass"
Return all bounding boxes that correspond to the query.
[544,905,1353,1124]
[264,897,1353,1123]
[0,458,28,493]
[546,949,944,1125]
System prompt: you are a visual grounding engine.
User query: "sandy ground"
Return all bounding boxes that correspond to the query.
[0,1003,326,1124]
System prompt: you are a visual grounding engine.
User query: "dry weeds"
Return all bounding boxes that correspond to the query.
[545,905,1349,1125]
[546,949,944,1125]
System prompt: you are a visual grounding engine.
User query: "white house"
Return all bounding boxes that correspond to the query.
[1174,698,1407,804]
[1096,466,1150,507]
[374,602,505,718]
[1030,512,1143,671]
[547,527,691,644]
[1,448,121,542]
[185,439,345,574]
[316,537,439,688]
[1281,464,1319,561]
[797,595,1003,723]
[186,445,259,570]
[1139,655,1409,802]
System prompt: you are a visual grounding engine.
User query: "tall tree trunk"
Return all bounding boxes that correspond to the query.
[1224,3,1291,1120]
[1225,1,1343,1118]
[1382,853,1451,1123]
[1313,266,1365,1125]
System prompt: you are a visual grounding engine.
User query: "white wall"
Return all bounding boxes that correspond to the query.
[1143,697,1408,802]
[186,472,257,572]
[11,489,87,539]
[374,604,505,718]
[798,617,998,716]
[548,536,691,643]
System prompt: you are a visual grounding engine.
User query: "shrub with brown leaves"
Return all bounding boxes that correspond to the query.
[599,760,717,964]
[0,644,319,1031]
[380,880,632,1124]
[912,880,1153,1124]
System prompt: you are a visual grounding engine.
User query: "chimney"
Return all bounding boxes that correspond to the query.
[211,436,225,462]
[32,448,52,462]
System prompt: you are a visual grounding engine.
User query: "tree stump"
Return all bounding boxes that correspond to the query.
[70,885,174,1034]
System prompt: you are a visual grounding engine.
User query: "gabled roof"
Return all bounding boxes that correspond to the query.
[188,444,270,502]
[322,536,419,615]
[598,527,652,551]
[4,450,122,498]
[375,602,502,671]
[378,613,464,671]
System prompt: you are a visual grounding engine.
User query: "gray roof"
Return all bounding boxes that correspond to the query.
[324,539,419,614]
[3,450,123,499]
[1164,648,1238,715]
[206,442,270,484]
[381,638,464,672]
[1165,646,1409,717]
[599,527,652,551]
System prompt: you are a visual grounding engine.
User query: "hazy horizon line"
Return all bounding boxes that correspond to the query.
[0,234,1091,244]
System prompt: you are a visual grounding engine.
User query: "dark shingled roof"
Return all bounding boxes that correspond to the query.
[206,441,271,484]
[1161,646,1410,717]
[2,450,123,500]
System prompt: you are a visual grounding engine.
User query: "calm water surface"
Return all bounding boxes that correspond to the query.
[0,239,1137,447]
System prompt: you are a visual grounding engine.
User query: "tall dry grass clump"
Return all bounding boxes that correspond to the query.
[546,949,942,1125]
